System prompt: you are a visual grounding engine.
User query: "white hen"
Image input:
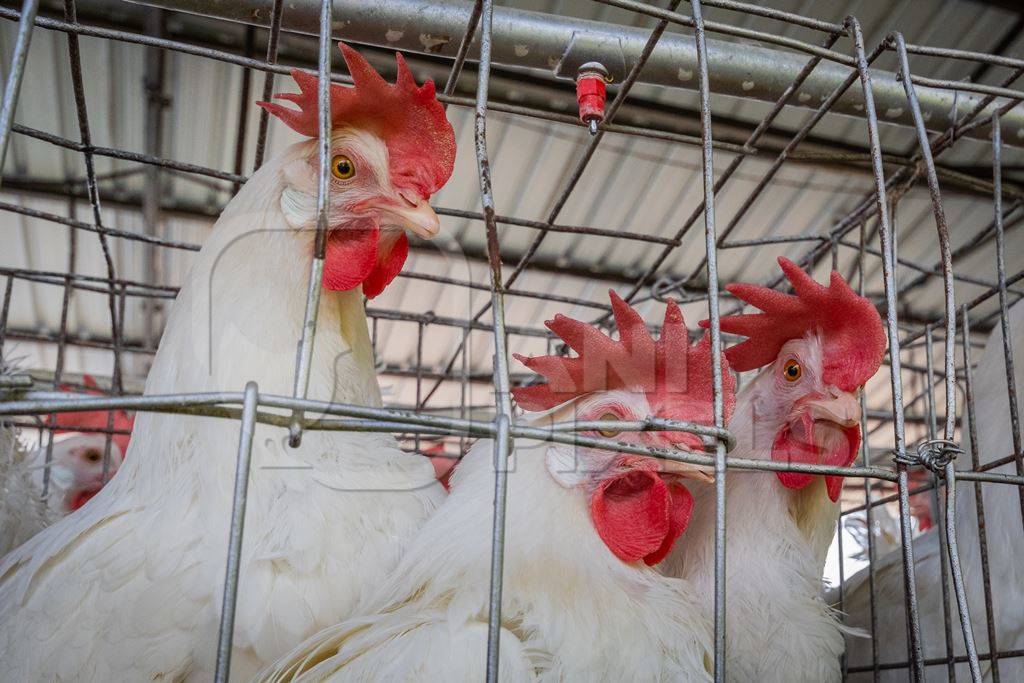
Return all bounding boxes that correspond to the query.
[663,258,889,682]
[840,299,1024,682]
[0,45,453,681]
[258,293,729,682]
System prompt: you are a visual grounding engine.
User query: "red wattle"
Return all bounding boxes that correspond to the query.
[646,482,694,566]
[590,459,692,566]
[322,219,378,292]
[772,417,861,502]
[362,230,409,299]
[771,413,818,491]
[70,488,100,511]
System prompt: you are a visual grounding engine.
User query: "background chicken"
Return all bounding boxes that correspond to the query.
[258,292,734,682]
[0,44,454,681]
[662,257,887,682]
[840,298,1024,682]
[0,360,58,556]
[1,369,127,554]
[30,375,131,515]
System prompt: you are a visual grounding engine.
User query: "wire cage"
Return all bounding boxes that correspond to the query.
[0,0,1022,681]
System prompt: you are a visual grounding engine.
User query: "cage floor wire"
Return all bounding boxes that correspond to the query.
[0,0,1022,681]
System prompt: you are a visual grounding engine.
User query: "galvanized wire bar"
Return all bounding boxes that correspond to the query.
[894,33,980,678]
[919,441,983,682]
[923,325,957,680]
[286,0,332,448]
[62,0,125,477]
[231,25,255,193]
[442,0,482,98]
[991,114,1024,537]
[847,15,925,682]
[469,1,516,679]
[40,200,78,498]
[892,34,958,444]
[0,0,39,179]
[0,274,12,352]
[213,381,259,683]
[252,0,285,170]
[961,306,1001,680]
[686,0,728,678]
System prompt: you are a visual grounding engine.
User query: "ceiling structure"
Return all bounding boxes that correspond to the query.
[0,0,1021,447]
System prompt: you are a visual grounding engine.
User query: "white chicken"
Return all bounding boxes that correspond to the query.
[662,258,888,682]
[840,298,1024,682]
[0,44,454,680]
[0,360,58,556]
[0,374,128,555]
[258,292,735,681]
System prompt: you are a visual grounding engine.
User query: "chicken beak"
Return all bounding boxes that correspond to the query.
[661,458,715,483]
[805,391,861,428]
[377,199,440,239]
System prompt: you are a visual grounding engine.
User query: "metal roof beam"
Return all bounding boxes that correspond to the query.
[127,0,1024,146]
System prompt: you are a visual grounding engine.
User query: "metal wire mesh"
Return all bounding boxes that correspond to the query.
[0,0,1022,681]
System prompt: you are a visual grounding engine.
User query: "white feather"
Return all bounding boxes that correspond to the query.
[0,140,445,681]
[258,397,714,682]
[0,365,58,556]
[662,336,846,682]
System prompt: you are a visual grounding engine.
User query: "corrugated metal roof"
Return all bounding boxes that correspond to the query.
[0,0,1021,437]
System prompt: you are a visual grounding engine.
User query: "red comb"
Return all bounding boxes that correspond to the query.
[258,43,456,198]
[702,257,886,391]
[512,291,736,442]
[49,375,134,455]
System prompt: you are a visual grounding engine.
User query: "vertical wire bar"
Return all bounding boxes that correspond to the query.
[0,274,12,352]
[103,283,128,483]
[847,17,925,681]
[287,0,332,448]
[142,10,166,356]
[960,303,1001,680]
[689,0,727,678]
[925,324,958,681]
[836,507,846,677]
[63,0,123,399]
[58,0,124,492]
[442,0,482,99]
[231,25,255,195]
[414,319,424,455]
[991,114,1024,536]
[459,325,469,457]
[214,381,259,683]
[472,1,515,680]
[892,35,957,443]
[252,0,285,171]
[856,217,881,681]
[0,0,39,179]
[42,201,78,497]
[893,34,980,677]
[942,459,981,682]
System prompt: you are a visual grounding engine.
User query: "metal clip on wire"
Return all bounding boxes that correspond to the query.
[917,440,962,473]
[897,438,963,476]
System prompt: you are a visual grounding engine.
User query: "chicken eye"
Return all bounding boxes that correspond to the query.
[331,154,355,180]
[597,412,621,438]
[782,358,802,382]
[84,449,102,463]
